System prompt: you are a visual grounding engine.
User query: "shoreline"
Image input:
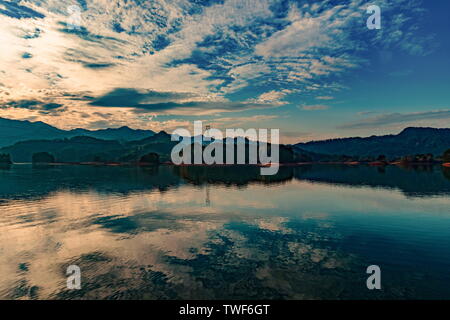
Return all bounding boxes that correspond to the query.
[3,161,449,167]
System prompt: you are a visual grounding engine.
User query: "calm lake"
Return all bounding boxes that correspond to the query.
[1,164,450,299]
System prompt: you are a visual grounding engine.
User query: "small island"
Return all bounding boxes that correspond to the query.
[32,152,55,164]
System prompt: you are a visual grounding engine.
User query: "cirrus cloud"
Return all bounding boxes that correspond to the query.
[338,109,450,129]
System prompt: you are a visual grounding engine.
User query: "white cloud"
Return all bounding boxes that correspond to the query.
[301,105,329,111]
[339,109,450,129]
[253,90,291,104]
[316,96,334,100]
[0,0,436,129]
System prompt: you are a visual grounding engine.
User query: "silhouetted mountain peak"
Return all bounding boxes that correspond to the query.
[155,130,170,137]
[107,126,132,132]
[297,127,450,158]
[399,127,450,135]
[0,117,155,147]
[68,136,115,143]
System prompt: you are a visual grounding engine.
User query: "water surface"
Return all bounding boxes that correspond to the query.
[1,164,450,299]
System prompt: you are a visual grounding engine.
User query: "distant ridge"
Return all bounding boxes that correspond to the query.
[295,127,450,158]
[0,117,155,148]
[1,117,450,162]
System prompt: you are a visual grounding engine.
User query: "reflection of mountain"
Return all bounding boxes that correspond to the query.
[1,164,450,201]
[296,127,450,158]
[0,165,182,200]
[443,167,450,181]
[294,164,450,197]
[177,164,450,197]
[174,165,294,186]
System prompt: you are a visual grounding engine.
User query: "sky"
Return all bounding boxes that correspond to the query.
[0,0,449,143]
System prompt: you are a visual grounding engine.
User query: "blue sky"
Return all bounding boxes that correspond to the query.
[0,0,449,143]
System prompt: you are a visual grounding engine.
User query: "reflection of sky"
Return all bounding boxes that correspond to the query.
[1,179,450,299]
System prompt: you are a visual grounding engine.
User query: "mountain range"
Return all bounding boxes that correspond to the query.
[0,117,450,163]
[296,127,450,159]
[0,131,175,163]
[0,117,155,148]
